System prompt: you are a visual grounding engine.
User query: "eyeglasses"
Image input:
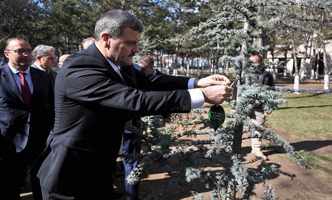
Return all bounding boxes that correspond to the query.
[6,49,32,54]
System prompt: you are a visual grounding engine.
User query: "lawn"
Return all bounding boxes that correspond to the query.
[267,92,332,139]
[221,91,332,173]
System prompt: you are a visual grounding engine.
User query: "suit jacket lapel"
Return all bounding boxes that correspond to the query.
[121,65,137,87]
[2,65,25,104]
[30,67,44,104]
[50,70,57,82]
[32,63,57,87]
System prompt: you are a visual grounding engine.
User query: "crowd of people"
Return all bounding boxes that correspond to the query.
[0,9,273,200]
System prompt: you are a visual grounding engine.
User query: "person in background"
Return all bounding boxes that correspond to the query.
[231,55,274,160]
[37,10,232,200]
[0,38,54,200]
[31,44,57,84]
[136,55,155,75]
[58,54,70,68]
[120,55,155,200]
[81,37,95,50]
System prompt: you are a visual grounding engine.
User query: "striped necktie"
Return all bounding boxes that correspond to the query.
[116,69,123,78]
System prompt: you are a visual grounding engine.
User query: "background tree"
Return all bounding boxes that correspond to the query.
[310,0,332,90]
[0,0,41,61]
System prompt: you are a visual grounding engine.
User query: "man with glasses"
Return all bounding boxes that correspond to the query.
[0,38,55,200]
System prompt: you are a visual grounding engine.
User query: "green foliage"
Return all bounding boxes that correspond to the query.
[2,0,329,73]
[0,0,42,51]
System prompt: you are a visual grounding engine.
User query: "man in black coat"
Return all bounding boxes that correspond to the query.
[0,38,54,200]
[37,9,232,200]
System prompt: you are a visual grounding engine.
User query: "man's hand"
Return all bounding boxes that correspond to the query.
[200,85,233,105]
[195,75,231,88]
[230,109,236,115]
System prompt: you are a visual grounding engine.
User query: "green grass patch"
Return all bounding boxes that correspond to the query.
[221,92,332,139]
[266,92,332,139]
[266,92,332,169]
[298,151,332,170]
[221,91,332,171]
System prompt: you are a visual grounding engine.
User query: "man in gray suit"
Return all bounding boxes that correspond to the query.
[37,9,232,200]
[0,38,54,200]
[31,44,57,84]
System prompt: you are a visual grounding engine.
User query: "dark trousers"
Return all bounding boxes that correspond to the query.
[122,133,141,200]
[41,186,75,200]
[0,147,42,200]
[39,147,115,200]
[41,187,115,200]
[0,151,26,200]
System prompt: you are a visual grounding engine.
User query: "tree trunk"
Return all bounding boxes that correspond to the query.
[322,44,330,90]
[291,35,300,92]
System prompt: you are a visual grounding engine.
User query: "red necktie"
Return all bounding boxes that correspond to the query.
[18,72,31,106]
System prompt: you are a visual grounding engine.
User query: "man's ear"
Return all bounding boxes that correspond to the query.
[35,55,42,62]
[101,33,111,48]
[4,51,9,58]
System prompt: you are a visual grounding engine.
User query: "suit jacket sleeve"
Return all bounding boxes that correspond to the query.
[60,54,192,117]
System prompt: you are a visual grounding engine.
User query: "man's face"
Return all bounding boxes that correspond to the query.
[36,50,56,71]
[249,55,263,74]
[4,39,32,71]
[106,27,141,66]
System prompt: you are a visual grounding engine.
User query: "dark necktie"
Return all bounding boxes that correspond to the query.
[18,72,31,105]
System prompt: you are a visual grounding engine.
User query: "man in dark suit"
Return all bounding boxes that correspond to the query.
[31,44,57,84]
[37,9,232,200]
[0,38,55,200]
[136,55,155,75]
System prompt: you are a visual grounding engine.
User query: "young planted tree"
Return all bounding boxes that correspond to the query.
[124,0,312,200]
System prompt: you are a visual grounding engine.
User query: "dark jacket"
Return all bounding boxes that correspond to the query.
[0,64,54,160]
[37,43,192,195]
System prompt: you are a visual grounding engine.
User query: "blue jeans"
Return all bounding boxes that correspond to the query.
[122,133,141,200]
